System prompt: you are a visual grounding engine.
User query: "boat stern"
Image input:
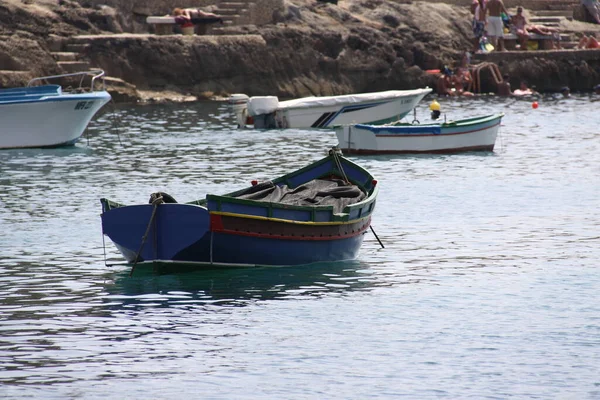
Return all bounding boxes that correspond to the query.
[100,200,212,263]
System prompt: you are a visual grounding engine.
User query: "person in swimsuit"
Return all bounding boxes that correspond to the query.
[486,0,509,51]
[172,8,223,25]
[497,74,511,96]
[437,67,457,96]
[472,0,487,52]
[512,80,536,96]
[510,7,529,50]
[577,34,600,48]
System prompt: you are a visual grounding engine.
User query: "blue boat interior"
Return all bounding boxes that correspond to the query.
[0,84,61,103]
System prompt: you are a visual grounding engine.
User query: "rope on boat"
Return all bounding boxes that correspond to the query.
[130,193,165,276]
[330,147,349,184]
[411,108,420,125]
[370,226,385,248]
[329,147,384,249]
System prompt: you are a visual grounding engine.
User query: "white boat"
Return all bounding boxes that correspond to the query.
[0,70,111,149]
[335,114,504,154]
[229,88,432,129]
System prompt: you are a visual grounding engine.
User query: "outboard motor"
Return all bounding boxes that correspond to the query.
[229,93,250,128]
[247,96,280,129]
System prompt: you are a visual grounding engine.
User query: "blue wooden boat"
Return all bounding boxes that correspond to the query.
[100,149,378,268]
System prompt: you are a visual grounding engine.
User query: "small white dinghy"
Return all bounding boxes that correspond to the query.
[335,113,504,154]
[229,88,432,129]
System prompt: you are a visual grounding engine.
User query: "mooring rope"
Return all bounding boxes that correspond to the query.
[330,147,349,184]
[330,148,384,249]
[130,193,164,276]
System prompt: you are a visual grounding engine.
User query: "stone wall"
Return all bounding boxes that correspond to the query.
[74,0,217,33]
[247,0,286,26]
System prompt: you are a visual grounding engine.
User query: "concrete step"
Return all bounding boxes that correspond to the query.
[104,76,137,90]
[525,0,579,10]
[533,10,574,18]
[220,17,237,24]
[529,16,565,23]
[51,52,79,62]
[560,41,579,49]
[219,2,250,7]
[57,61,91,73]
[217,8,247,16]
[0,70,32,76]
[65,43,90,53]
[47,34,68,52]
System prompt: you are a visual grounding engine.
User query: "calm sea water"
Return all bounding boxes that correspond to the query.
[1,94,599,399]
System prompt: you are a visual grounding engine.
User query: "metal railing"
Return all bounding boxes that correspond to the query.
[27,70,106,92]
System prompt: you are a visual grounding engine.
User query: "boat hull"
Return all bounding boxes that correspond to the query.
[0,88,111,149]
[101,204,371,266]
[336,114,503,154]
[101,152,378,268]
[279,89,432,129]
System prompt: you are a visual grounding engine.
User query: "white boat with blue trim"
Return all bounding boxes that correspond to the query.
[0,70,111,149]
[335,114,504,154]
[229,88,432,129]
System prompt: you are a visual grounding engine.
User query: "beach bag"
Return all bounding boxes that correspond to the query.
[479,36,494,52]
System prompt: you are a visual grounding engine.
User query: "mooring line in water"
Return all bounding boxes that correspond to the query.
[370,225,384,248]
[130,194,164,276]
[109,99,123,146]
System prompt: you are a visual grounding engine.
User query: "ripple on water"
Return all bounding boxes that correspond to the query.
[0,95,599,398]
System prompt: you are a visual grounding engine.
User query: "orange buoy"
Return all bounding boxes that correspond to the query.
[532,101,539,109]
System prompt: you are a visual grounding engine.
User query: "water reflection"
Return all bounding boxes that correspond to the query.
[106,261,378,307]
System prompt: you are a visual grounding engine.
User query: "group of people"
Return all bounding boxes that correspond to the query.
[497,75,538,96]
[471,1,562,52]
[436,56,600,97]
[436,53,475,97]
[577,33,600,48]
[471,0,510,52]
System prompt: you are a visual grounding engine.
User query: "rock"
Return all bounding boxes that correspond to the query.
[0,0,598,101]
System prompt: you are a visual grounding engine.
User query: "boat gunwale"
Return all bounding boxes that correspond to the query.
[100,153,378,223]
[353,113,504,131]
[278,88,433,110]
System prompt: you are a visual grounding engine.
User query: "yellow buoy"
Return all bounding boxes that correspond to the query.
[429,99,441,111]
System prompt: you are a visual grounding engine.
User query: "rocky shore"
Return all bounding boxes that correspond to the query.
[1,0,599,103]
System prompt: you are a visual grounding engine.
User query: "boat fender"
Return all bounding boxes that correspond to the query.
[429,99,441,120]
[148,192,177,204]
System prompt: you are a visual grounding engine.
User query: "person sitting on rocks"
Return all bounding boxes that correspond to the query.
[510,7,529,50]
[577,34,600,48]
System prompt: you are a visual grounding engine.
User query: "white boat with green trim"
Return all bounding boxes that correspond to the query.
[335,113,504,154]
